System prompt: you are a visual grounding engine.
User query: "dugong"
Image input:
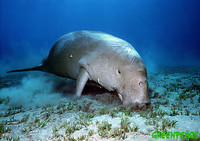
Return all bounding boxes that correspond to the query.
[7,30,150,105]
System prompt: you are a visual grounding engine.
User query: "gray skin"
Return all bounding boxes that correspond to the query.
[7,30,150,105]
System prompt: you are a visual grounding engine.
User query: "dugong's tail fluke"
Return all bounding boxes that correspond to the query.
[7,66,43,73]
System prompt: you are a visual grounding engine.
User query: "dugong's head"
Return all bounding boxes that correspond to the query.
[88,52,150,105]
[116,57,150,105]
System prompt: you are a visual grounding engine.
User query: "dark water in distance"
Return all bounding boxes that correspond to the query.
[0,0,200,74]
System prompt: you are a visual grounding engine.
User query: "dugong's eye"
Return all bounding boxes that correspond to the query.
[139,81,144,87]
[117,70,121,74]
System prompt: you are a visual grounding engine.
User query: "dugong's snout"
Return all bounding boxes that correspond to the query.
[119,79,150,106]
[137,80,150,104]
[122,93,150,106]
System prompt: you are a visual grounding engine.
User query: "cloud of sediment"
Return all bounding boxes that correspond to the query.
[0,74,71,110]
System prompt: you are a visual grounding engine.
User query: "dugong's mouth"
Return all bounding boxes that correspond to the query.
[117,90,150,106]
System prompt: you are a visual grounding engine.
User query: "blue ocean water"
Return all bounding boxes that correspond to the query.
[0,1,200,140]
[0,0,200,74]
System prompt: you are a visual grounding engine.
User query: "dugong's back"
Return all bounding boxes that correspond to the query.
[44,30,139,79]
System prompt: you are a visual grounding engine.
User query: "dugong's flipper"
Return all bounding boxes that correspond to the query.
[75,68,90,97]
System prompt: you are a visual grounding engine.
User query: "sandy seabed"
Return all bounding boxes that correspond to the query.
[0,67,199,141]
